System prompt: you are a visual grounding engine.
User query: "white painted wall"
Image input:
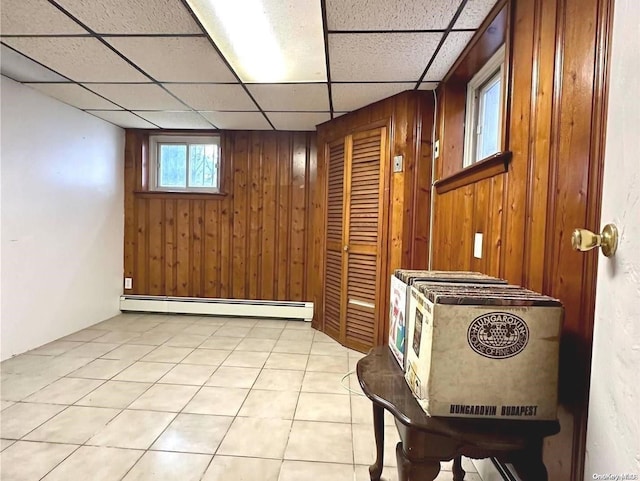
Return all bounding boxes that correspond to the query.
[584,0,640,478]
[0,76,125,360]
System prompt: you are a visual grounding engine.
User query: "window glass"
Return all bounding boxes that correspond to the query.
[159,144,187,188]
[188,144,217,188]
[150,135,221,193]
[477,74,501,161]
[463,44,505,167]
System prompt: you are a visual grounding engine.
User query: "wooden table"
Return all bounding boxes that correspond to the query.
[356,347,560,481]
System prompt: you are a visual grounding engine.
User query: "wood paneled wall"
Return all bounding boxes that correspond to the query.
[431,0,612,479]
[124,130,317,301]
[308,90,434,339]
[432,174,505,277]
[431,1,509,276]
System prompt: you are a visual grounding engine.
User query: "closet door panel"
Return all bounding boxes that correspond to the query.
[323,139,346,339]
[343,127,388,350]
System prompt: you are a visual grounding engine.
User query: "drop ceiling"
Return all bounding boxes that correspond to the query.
[0,0,498,131]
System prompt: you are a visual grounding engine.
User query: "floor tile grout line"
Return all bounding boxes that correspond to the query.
[2,315,380,480]
[114,408,182,479]
[35,442,84,481]
[17,398,130,479]
[4,403,73,442]
[19,374,109,409]
[5,319,220,473]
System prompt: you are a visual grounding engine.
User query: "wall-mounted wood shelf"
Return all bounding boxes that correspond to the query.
[434,151,512,194]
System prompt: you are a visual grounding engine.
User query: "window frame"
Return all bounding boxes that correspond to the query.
[463,44,506,168]
[149,134,221,193]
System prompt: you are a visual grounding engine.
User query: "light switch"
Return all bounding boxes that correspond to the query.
[473,233,483,259]
[393,155,403,172]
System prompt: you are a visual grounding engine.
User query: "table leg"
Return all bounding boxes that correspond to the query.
[453,455,466,481]
[396,442,441,481]
[369,403,385,481]
[511,442,548,481]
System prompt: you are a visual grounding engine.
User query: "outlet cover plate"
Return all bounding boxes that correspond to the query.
[124,278,132,289]
[393,155,403,172]
[473,233,483,259]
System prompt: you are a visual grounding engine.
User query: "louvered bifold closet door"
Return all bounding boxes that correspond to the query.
[342,127,388,351]
[323,139,346,340]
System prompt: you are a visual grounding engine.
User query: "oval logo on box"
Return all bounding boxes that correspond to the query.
[467,312,529,359]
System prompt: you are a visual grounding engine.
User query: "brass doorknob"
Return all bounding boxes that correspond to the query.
[571,224,618,257]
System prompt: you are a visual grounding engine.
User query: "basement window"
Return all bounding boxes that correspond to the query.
[149,135,221,193]
[463,45,506,167]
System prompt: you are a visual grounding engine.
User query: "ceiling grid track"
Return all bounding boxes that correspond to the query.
[414,0,471,89]
[177,0,276,130]
[1,0,500,129]
[0,39,163,129]
[327,28,475,34]
[320,0,335,119]
[0,33,207,38]
[46,0,220,129]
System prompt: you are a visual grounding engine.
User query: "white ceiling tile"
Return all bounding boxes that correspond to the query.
[247,84,329,112]
[266,112,330,131]
[0,0,86,35]
[2,37,148,82]
[424,31,475,81]
[55,0,202,34]
[186,0,326,82]
[0,45,68,82]
[134,111,213,129]
[87,110,156,128]
[199,111,272,130]
[107,37,236,82]
[332,83,414,112]
[84,83,187,110]
[455,0,500,29]
[163,84,256,111]
[326,0,462,31]
[26,83,120,110]
[329,33,442,82]
[418,82,439,90]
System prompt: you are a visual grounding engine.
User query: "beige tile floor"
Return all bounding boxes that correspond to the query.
[0,313,483,481]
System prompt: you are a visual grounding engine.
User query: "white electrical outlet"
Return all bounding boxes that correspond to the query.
[124,278,133,290]
[473,233,483,259]
[434,140,440,159]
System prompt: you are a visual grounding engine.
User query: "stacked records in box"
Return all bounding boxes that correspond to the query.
[394,269,507,285]
[412,282,560,306]
[389,270,508,369]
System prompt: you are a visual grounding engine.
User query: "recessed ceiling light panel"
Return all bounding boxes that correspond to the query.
[186,0,327,83]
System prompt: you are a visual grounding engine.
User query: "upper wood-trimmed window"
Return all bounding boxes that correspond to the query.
[149,135,221,193]
[463,44,506,167]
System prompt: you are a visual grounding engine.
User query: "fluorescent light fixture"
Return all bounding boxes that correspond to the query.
[186,0,327,83]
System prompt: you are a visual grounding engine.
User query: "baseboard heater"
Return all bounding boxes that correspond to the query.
[120,295,313,322]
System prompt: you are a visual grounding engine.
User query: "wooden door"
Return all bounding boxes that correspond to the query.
[342,127,389,351]
[323,139,346,342]
[323,126,389,351]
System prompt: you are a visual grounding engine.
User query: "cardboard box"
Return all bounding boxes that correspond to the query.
[388,270,507,369]
[404,282,563,420]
